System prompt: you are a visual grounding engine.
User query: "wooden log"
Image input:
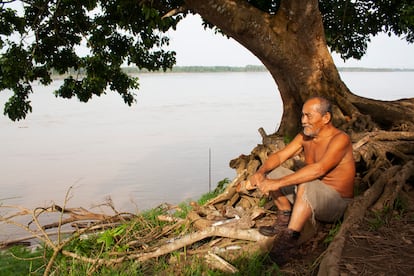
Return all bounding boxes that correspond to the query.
[187,211,214,230]
[130,226,273,262]
[206,172,246,206]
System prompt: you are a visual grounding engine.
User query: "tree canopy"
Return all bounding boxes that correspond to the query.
[0,0,413,121]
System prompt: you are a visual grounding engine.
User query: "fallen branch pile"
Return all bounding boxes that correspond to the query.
[0,187,276,275]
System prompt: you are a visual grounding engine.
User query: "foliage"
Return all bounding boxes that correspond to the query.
[1,1,413,120]
[96,224,129,251]
[231,252,283,276]
[366,194,409,231]
[201,179,230,202]
[367,209,390,231]
[320,0,414,60]
[173,201,193,219]
[323,221,342,244]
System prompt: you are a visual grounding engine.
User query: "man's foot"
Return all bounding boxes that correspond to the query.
[269,228,300,265]
[258,210,291,236]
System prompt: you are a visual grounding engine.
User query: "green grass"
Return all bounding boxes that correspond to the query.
[366,198,406,231]
[323,221,342,244]
[0,246,49,275]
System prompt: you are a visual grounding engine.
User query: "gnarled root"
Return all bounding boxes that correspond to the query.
[318,161,414,275]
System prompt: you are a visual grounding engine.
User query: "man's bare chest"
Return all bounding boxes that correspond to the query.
[303,139,330,163]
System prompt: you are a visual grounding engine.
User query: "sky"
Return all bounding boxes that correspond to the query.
[167,15,414,69]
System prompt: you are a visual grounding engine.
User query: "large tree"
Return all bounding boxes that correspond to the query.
[1,0,414,273]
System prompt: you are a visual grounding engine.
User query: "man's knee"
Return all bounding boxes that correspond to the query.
[296,183,306,194]
[270,190,283,199]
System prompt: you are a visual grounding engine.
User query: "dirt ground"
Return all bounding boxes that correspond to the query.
[279,188,414,275]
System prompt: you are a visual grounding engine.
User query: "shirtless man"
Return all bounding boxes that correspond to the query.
[250,97,355,257]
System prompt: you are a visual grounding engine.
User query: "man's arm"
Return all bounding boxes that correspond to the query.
[258,132,351,195]
[250,133,304,186]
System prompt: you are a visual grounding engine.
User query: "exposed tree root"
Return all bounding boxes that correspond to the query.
[318,162,413,275]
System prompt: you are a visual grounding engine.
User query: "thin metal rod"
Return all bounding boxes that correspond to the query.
[209,148,211,192]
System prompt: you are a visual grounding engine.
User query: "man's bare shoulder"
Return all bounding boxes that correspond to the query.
[293,132,309,144]
[331,129,352,145]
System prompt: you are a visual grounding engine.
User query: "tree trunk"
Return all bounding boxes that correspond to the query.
[185,0,414,137]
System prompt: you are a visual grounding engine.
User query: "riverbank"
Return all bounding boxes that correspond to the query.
[2,178,413,275]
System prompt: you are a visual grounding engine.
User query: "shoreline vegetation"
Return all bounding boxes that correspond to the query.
[51,65,414,78]
[0,179,285,275]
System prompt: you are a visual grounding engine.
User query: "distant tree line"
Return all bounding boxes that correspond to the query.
[52,65,413,77]
[122,65,269,73]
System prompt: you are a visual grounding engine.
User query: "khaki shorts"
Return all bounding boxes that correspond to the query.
[267,166,352,223]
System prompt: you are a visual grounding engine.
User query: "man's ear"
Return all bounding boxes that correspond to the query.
[323,112,331,124]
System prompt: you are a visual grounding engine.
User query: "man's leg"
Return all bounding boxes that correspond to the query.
[288,184,312,232]
[266,185,311,264]
[258,190,292,236]
[259,167,295,236]
[259,184,313,236]
[271,190,291,212]
[266,166,296,212]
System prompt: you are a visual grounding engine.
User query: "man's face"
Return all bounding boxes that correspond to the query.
[301,100,325,137]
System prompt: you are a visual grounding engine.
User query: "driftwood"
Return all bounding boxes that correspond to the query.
[0,205,133,245]
[131,226,273,263]
[0,189,272,273]
[205,172,246,206]
[205,252,239,273]
[55,224,274,272]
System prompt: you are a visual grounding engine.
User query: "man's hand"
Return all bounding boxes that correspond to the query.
[257,178,282,197]
[249,172,265,188]
[250,172,283,196]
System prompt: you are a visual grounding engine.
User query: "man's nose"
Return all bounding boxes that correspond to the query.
[301,115,306,123]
